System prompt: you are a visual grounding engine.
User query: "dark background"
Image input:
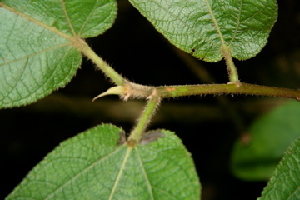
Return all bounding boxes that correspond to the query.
[1,0,300,199]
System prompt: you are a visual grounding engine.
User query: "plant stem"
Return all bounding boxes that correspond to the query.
[127,96,161,145]
[174,49,246,134]
[225,55,239,83]
[123,82,300,100]
[78,40,124,86]
[77,39,300,101]
[222,45,239,83]
[156,83,300,99]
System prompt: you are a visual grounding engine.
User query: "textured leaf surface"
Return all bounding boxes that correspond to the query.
[0,0,117,108]
[258,137,300,200]
[6,124,200,200]
[231,101,300,181]
[129,0,277,62]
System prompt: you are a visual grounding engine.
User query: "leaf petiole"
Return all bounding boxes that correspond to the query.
[222,45,239,83]
[79,41,124,86]
[127,96,161,146]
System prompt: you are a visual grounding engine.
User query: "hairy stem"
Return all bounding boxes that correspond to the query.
[155,83,300,99]
[78,39,124,86]
[121,82,300,100]
[174,49,246,134]
[222,45,239,83]
[127,96,161,146]
[78,39,299,102]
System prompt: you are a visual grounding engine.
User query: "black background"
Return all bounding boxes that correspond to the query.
[1,0,300,199]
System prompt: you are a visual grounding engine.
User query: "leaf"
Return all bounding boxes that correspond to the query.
[0,0,117,108]
[128,0,277,62]
[231,101,300,181]
[6,124,200,200]
[258,137,300,200]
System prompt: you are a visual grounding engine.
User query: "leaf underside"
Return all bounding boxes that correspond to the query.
[231,101,300,181]
[129,0,277,62]
[0,0,117,108]
[6,124,201,200]
[258,137,300,200]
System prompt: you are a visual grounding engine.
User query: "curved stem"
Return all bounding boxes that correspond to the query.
[77,39,299,101]
[78,40,299,101]
[127,96,161,146]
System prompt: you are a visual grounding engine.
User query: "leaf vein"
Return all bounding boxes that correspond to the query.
[1,2,72,39]
[202,0,225,46]
[150,1,219,49]
[59,0,76,36]
[78,0,98,36]
[45,146,124,200]
[0,42,72,68]
[135,148,154,200]
[108,147,132,200]
[229,0,243,47]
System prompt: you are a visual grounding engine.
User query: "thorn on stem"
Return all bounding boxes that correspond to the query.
[92,86,124,102]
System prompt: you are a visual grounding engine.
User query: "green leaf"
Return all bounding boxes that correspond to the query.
[6,124,200,200]
[128,0,277,62]
[231,101,300,181]
[258,137,300,200]
[0,0,117,108]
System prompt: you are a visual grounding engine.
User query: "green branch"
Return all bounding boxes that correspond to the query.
[78,39,299,102]
[156,83,300,99]
[112,82,300,101]
[78,39,124,86]
[96,81,300,102]
[127,96,161,146]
